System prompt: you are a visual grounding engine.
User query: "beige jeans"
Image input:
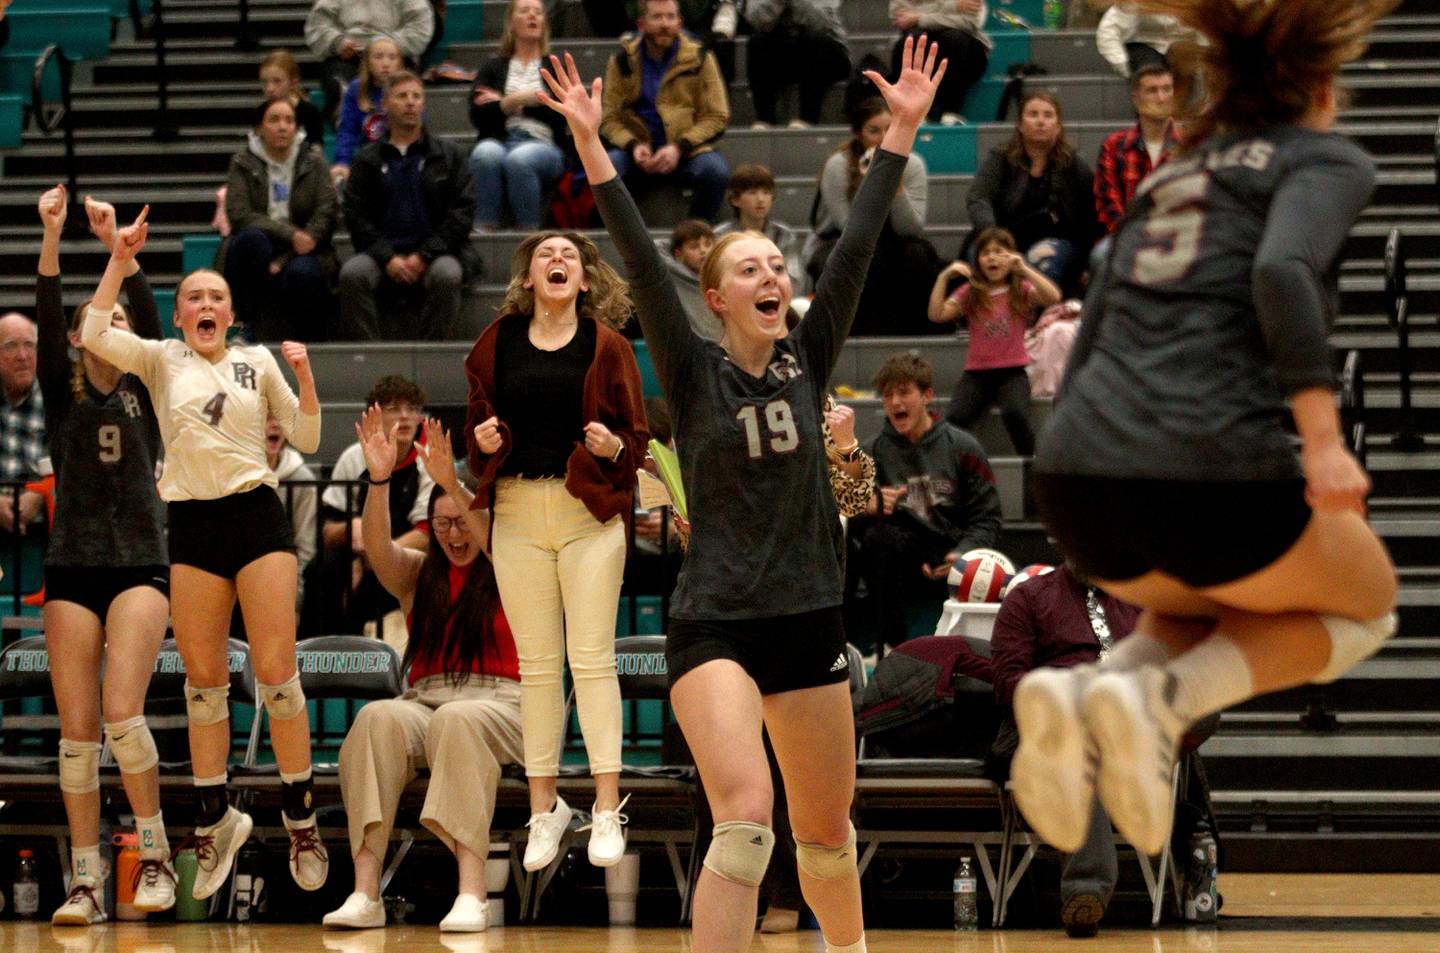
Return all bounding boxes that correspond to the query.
[492,477,627,777]
[337,675,523,860]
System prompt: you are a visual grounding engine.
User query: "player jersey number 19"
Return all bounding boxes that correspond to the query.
[737,400,799,459]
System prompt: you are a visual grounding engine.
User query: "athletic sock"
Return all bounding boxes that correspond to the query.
[1162,633,1255,725]
[280,766,315,823]
[71,844,104,884]
[826,936,867,953]
[136,812,170,860]
[1101,631,1170,672]
[194,775,229,828]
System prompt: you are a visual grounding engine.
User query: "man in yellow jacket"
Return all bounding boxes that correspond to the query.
[600,0,732,222]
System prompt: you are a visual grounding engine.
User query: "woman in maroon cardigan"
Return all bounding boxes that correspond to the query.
[464,231,648,875]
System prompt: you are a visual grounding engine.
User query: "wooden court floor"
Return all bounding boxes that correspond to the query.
[6,875,1440,953]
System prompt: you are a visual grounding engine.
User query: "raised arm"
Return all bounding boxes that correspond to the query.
[267,342,321,454]
[36,186,73,429]
[356,404,426,599]
[85,195,162,340]
[417,417,492,546]
[928,261,969,323]
[82,206,161,382]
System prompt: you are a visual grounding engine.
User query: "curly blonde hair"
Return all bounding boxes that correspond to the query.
[497,232,634,330]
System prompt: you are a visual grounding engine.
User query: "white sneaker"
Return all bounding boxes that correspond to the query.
[582,793,631,867]
[323,891,386,929]
[750,120,773,130]
[1011,666,1097,853]
[711,1,737,39]
[1083,667,1185,856]
[51,878,106,925]
[522,796,573,871]
[439,893,488,933]
[939,112,967,126]
[132,855,177,912]
[190,806,254,900]
[284,814,330,891]
[787,119,812,130]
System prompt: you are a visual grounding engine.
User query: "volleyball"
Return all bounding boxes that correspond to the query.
[1002,564,1055,599]
[959,548,1017,575]
[948,555,1010,603]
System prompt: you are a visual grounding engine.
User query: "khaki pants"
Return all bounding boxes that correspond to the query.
[337,675,523,860]
[492,477,626,777]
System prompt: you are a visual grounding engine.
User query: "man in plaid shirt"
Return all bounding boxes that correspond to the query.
[0,312,46,536]
[1094,63,1182,235]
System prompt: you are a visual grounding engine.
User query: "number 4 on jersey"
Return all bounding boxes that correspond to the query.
[203,393,227,427]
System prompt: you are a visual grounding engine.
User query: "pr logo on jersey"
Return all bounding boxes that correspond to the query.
[232,362,257,391]
[119,389,142,418]
[768,353,803,384]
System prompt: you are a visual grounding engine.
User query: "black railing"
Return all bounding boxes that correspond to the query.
[235,0,260,52]
[1433,115,1439,213]
[1384,227,1424,451]
[1341,349,1366,468]
[31,46,81,234]
[130,0,178,141]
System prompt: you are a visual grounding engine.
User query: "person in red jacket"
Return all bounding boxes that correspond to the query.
[1093,63,1181,236]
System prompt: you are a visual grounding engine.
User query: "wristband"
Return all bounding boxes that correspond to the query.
[610,441,625,464]
[368,475,391,486]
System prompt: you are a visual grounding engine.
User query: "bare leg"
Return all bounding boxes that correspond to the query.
[237,551,310,774]
[170,565,238,781]
[102,586,170,819]
[455,840,485,898]
[44,601,105,851]
[353,845,382,901]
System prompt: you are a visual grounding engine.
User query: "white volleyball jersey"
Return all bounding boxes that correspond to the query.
[82,306,320,502]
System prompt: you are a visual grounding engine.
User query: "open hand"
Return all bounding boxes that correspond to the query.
[473,86,501,107]
[357,403,399,483]
[538,51,604,143]
[38,185,67,232]
[473,416,503,455]
[111,205,150,264]
[921,552,958,581]
[418,417,459,489]
[862,34,947,130]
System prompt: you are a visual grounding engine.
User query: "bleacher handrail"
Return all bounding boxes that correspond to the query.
[130,0,178,140]
[1383,228,1424,451]
[1340,349,1366,467]
[1384,227,1408,328]
[30,44,71,137]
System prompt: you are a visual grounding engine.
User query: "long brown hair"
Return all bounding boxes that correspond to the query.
[357,37,401,113]
[831,97,890,201]
[67,299,130,402]
[498,0,551,58]
[1138,0,1397,147]
[1003,91,1075,173]
[259,49,309,102]
[498,231,633,330]
[959,228,1030,324]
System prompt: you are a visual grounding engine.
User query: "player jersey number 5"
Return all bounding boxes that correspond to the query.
[737,400,799,459]
[1131,169,1210,287]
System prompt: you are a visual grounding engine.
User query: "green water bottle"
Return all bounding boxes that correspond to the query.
[1043,0,1064,29]
[174,849,207,921]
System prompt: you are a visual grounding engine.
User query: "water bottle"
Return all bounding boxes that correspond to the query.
[953,856,978,931]
[1183,832,1219,923]
[1043,0,1065,29]
[174,849,207,922]
[113,832,143,921]
[14,849,40,919]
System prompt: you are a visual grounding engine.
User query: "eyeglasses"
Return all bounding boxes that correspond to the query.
[432,516,469,534]
[0,340,37,355]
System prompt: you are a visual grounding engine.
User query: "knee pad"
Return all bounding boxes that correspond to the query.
[58,738,102,795]
[258,672,307,721]
[104,714,159,775]
[184,681,230,727]
[1315,612,1397,683]
[795,821,858,882]
[703,821,774,888]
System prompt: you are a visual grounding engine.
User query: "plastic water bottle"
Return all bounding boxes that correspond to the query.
[1043,0,1065,29]
[953,856,978,931]
[14,849,40,919]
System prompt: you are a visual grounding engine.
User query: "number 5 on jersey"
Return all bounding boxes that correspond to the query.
[737,400,799,459]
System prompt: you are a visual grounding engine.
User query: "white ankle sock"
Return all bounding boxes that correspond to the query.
[72,844,104,884]
[1102,632,1170,672]
[826,936,867,953]
[1163,634,1254,724]
[136,812,170,860]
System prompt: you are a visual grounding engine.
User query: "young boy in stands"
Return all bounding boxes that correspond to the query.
[714,164,808,294]
[662,219,718,341]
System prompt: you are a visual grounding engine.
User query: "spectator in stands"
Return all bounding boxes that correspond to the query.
[741,0,850,130]
[332,37,403,180]
[1094,63,1180,236]
[339,71,478,340]
[662,218,719,340]
[305,0,435,123]
[889,0,991,125]
[928,226,1060,455]
[600,0,732,222]
[715,164,807,295]
[966,91,1099,291]
[325,414,520,934]
[1095,1,1194,78]
[312,376,434,635]
[0,311,45,537]
[266,416,319,610]
[219,98,338,343]
[852,352,1001,647]
[808,97,941,335]
[468,0,569,232]
[259,50,327,151]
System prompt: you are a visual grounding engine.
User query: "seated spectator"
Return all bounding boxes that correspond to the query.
[715,163,807,294]
[890,0,991,125]
[305,0,435,123]
[260,49,328,150]
[660,218,719,340]
[0,312,45,539]
[333,37,403,179]
[267,416,320,610]
[325,414,520,934]
[741,0,850,129]
[849,353,1001,648]
[928,226,1060,455]
[468,0,568,232]
[988,563,1219,938]
[807,98,941,335]
[1095,1,1195,78]
[219,98,338,342]
[339,72,478,340]
[309,377,435,635]
[1094,64,1180,237]
[600,0,731,223]
[967,91,1098,291]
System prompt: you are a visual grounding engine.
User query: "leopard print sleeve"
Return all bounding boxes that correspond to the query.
[822,395,877,518]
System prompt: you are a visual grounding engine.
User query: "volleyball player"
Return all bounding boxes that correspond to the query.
[1011,0,1400,860]
[537,41,944,953]
[81,208,329,899]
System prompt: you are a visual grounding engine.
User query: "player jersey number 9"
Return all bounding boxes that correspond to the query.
[1132,170,1209,286]
[98,424,122,463]
[737,400,799,459]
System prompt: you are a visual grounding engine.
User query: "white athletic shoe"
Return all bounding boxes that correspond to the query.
[284,814,331,891]
[439,893,489,933]
[51,878,106,925]
[190,806,254,900]
[711,1,737,38]
[132,855,178,912]
[522,796,573,872]
[1083,667,1185,856]
[323,892,386,929]
[1011,665,1097,853]
[582,793,631,867]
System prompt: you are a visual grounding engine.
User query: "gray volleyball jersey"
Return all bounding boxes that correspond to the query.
[594,150,908,620]
[1037,127,1376,481]
[37,273,167,567]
